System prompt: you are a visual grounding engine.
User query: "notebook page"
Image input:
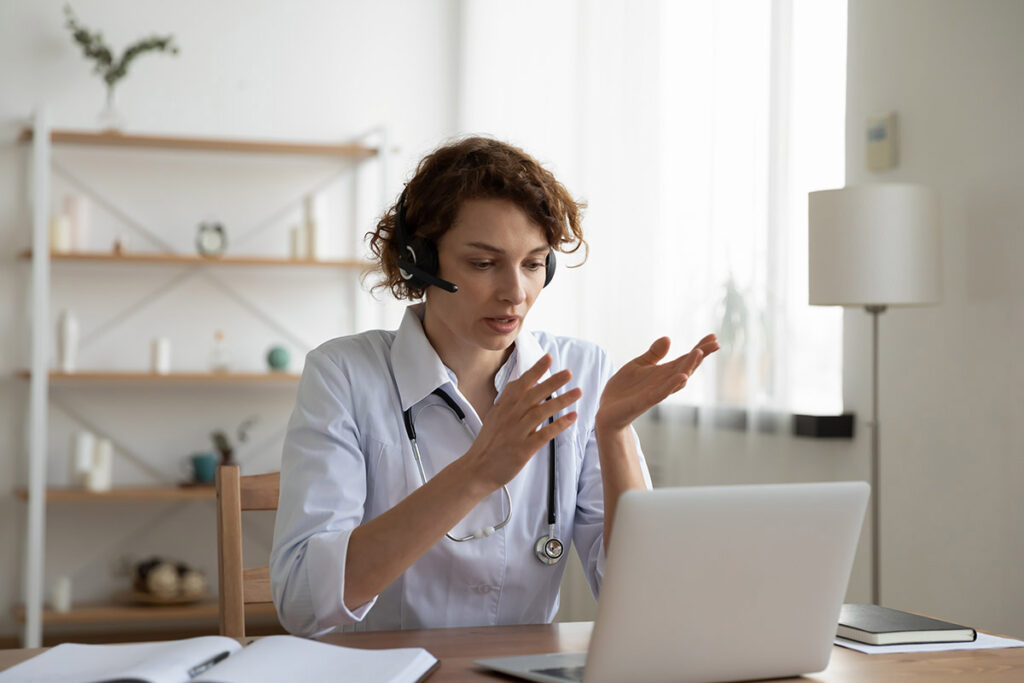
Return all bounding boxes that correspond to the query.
[196,635,436,683]
[0,636,241,683]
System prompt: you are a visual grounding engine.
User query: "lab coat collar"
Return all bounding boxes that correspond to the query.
[390,304,455,412]
[390,304,547,411]
[508,320,546,381]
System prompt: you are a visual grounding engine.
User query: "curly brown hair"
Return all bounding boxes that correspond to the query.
[366,136,587,300]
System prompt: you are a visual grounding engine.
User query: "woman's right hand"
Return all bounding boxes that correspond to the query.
[345,355,578,611]
[462,354,580,493]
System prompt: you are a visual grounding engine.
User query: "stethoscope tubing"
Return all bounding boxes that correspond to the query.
[401,387,562,563]
[405,389,513,541]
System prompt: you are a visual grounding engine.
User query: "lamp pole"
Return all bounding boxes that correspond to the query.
[865,304,887,605]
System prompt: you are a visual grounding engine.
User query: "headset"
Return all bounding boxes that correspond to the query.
[393,189,557,293]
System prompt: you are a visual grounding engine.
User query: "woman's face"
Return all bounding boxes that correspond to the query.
[425,198,549,355]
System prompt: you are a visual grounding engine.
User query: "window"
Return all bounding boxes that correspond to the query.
[458,0,847,415]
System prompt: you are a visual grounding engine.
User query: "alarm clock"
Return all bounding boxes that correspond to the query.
[196,222,227,256]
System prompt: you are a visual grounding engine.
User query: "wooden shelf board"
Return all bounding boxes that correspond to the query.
[19,128,378,159]
[18,249,370,269]
[16,370,300,384]
[14,486,216,503]
[13,600,276,625]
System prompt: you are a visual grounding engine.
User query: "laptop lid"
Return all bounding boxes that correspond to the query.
[477,481,868,683]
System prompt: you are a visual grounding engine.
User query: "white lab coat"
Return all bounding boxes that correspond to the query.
[270,304,650,635]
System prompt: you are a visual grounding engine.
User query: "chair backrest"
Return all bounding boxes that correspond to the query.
[215,464,280,639]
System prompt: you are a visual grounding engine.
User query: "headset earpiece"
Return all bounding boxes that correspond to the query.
[394,190,457,293]
[544,247,557,288]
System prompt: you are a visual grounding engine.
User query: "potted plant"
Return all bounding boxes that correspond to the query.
[716,275,748,405]
[63,4,179,130]
[210,416,259,467]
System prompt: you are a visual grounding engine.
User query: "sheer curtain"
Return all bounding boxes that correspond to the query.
[457,0,846,417]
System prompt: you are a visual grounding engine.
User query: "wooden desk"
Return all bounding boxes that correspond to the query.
[1,621,1022,681]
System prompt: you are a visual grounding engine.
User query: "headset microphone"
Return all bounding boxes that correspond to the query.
[397,251,459,293]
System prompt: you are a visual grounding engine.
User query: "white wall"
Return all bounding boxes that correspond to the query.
[845,0,1024,638]
[0,0,460,640]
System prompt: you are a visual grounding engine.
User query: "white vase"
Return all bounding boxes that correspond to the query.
[97,87,125,132]
[57,310,79,373]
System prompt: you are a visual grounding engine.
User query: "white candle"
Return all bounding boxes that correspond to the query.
[49,216,72,253]
[71,431,95,487]
[86,439,113,492]
[151,337,171,374]
[49,576,72,613]
[63,194,91,251]
[57,309,79,373]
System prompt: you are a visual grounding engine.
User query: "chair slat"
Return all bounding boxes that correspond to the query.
[217,466,280,638]
[243,566,273,604]
[239,472,280,510]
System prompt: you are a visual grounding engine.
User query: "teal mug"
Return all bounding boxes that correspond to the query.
[190,452,218,484]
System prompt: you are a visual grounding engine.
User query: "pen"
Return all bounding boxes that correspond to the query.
[187,650,230,678]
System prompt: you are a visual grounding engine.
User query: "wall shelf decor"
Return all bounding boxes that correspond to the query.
[14,487,216,503]
[19,249,371,269]
[16,110,391,647]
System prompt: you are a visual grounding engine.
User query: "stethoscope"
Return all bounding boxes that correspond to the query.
[401,387,564,565]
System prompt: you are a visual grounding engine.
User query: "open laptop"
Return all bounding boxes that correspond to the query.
[476,481,868,683]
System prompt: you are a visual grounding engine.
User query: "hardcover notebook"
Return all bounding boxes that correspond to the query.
[0,634,439,683]
[837,604,977,646]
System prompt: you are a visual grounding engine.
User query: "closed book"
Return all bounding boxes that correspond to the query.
[837,604,977,646]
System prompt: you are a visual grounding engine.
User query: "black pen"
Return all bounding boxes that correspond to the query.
[187,650,230,678]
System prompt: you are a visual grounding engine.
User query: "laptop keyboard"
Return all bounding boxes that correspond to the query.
[532,665,586,681]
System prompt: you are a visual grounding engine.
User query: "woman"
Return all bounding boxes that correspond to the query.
[270,137,718,635]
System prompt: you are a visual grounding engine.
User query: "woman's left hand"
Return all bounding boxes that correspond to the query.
[595,334,720,432]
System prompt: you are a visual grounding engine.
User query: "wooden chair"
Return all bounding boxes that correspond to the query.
[215,464,280,639]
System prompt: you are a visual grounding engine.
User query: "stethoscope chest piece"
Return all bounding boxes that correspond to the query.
[535,535,564,565]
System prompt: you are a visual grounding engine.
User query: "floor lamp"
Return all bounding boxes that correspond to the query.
[808,184,941,605]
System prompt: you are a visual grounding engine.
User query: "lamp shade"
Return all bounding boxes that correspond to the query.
[808,184,941,306]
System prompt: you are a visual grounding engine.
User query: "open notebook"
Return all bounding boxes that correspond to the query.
[0,634,439,683]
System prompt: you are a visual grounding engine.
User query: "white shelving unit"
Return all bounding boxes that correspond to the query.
[18,109,390,646]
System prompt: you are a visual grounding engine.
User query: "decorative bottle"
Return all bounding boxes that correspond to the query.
[210,330,231,373]
[303,194,319,260]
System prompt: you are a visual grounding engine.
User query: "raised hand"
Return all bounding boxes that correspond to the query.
[462,354,581,492]
[596,334,719,432]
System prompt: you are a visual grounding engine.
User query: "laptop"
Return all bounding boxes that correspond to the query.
[476,481,869,683]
